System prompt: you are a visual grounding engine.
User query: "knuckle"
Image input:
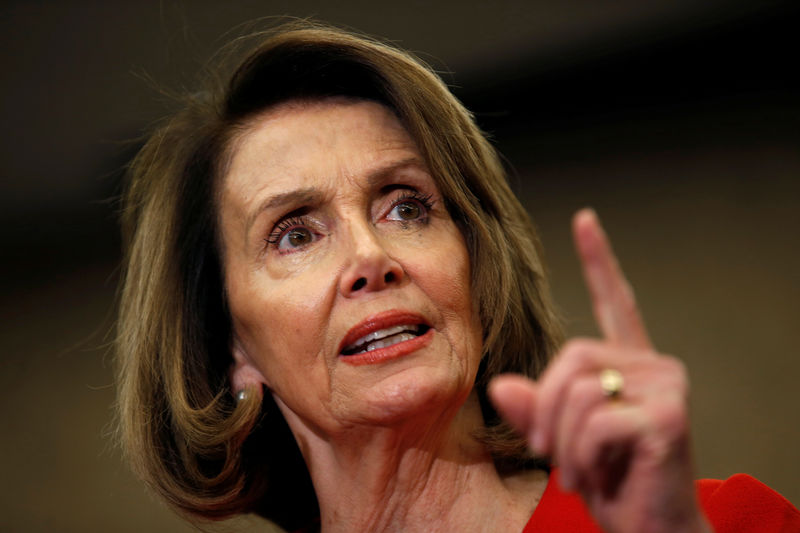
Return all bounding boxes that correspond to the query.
[648,395,690,442]
[661,355,687,376]
[561,338,598,364]
[655,356,690,397]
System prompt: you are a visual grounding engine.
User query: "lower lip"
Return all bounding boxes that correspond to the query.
[339,328,434,366]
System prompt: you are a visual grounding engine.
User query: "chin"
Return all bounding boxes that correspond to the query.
[339,363,476,428]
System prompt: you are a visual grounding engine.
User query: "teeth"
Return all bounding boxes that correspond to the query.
[344,324,420,353]
[360,324,416,346]
[364,332,416,352]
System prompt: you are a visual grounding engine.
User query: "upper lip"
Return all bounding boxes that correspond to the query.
[338,309,430,355]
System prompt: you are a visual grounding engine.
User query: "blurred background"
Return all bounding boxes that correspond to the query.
[1,1,798,531]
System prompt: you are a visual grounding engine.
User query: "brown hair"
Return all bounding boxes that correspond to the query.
[117,20,562,530]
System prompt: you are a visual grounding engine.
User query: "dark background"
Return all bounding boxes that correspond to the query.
[1,1,798,531]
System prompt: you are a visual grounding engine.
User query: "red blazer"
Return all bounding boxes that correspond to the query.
[524,469,800,532]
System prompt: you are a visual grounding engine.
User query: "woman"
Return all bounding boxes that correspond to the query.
[116,22,799,532]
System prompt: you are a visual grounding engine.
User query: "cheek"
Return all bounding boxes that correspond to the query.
[229,269,336,381]
[408,228,477,331]
[433,231,473,308]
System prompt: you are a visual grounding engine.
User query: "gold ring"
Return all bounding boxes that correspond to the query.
[599,368,624,399]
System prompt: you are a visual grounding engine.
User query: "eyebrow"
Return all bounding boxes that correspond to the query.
[243,157,428,239]
[245,187,321,240]
[365,157,426,187]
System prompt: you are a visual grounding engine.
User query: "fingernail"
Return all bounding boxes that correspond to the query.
[578,207,597,221]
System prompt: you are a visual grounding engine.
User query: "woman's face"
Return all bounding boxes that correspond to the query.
[219,99,482,436]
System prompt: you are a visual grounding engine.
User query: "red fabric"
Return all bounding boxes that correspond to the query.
[523,468,800,532]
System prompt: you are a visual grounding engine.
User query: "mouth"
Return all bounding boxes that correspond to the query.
[341,323,431,355]
[338,310,433,364]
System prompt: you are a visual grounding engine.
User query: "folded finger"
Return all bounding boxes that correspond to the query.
[553,374,609,490]
[535,339,642,456]
[571,403,647,498]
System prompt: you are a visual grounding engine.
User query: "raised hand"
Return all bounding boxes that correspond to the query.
[490,209,710,533]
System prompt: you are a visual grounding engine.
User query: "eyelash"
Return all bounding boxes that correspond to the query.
[262,190,436,252]
[391,190,435,218]
[264,216,307,246]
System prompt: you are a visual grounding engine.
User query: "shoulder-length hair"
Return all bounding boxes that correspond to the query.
[117,20,562,531]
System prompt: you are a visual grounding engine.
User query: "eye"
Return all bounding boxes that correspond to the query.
[389,201,421,221]
[280,227,314,249]
[265,217,318,253]
[386,191,434,223]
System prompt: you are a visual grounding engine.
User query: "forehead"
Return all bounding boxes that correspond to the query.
[222,99,419,200]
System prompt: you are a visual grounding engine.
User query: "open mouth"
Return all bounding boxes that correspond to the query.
[340,324,431,356]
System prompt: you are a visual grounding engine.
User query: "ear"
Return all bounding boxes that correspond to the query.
[230,337,269,396]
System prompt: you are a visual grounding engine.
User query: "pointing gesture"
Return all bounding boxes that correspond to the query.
[573,209,651,350]
[490,209,710,533]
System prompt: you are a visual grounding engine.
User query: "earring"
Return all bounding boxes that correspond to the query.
[235,389,248,403]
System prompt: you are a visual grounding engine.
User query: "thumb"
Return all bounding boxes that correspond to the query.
[488,374,539,439]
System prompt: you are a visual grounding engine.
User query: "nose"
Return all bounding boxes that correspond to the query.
[339,221,404,297]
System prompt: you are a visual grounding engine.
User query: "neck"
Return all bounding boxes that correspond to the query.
[281,392,546,533]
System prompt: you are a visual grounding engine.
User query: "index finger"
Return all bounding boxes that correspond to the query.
[573,209,652,350]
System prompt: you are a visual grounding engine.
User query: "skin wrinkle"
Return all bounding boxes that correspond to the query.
[220,99,543,531]
[116,27,568,529]
[243,157,427,244]
[313,395,494,531]
[118,27,723,531]
[276,390,489,530]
